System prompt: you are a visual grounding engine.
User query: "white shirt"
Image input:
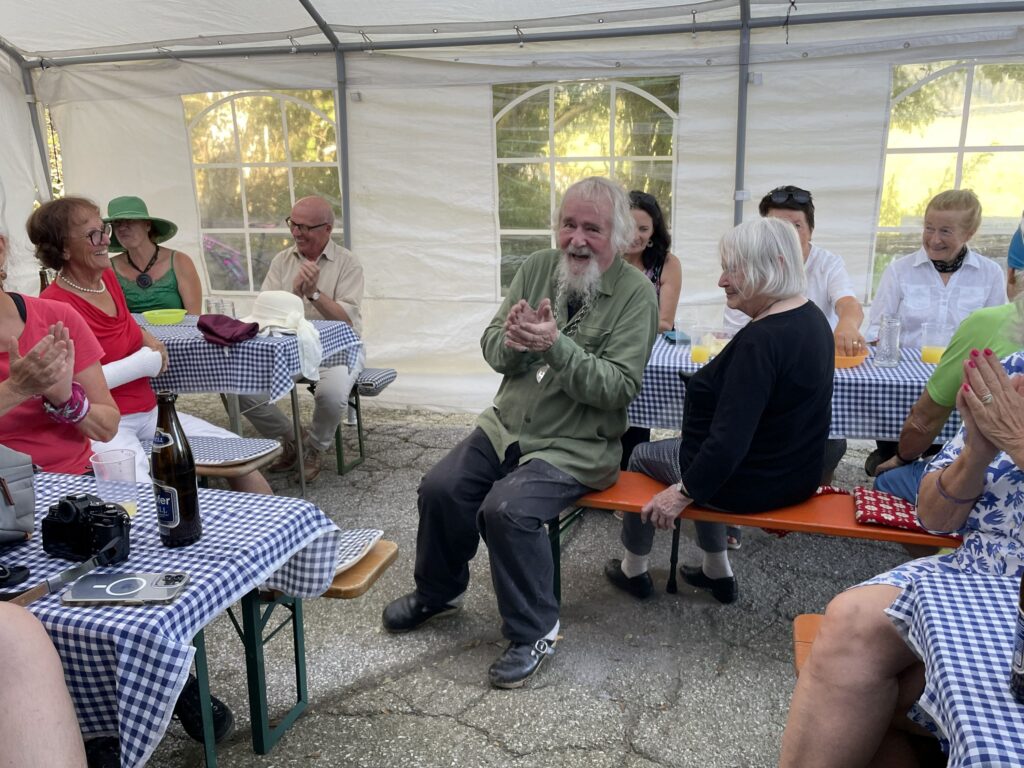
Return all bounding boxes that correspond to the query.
[724,243,855,333]
[866,247,1006,348]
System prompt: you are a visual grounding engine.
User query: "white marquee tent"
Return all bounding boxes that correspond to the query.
[1,1,1022,411]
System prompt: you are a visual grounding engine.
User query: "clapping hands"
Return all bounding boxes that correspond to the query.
[504,299,559,352]
[958,348,1024,461]
[7,322,74,404]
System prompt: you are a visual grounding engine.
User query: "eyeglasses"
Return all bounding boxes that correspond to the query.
[76,222,112,246]
[769,187,811,205]
[285,217,330,235]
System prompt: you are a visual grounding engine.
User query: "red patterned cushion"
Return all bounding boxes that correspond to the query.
[854,487,926,532]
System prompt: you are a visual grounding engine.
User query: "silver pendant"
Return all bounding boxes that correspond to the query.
[536,365,550,383]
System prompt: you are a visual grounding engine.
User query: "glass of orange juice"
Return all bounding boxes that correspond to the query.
[920,322,953,365]
[689,326,712,364]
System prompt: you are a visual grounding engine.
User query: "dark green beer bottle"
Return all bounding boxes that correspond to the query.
[151,392,202,547]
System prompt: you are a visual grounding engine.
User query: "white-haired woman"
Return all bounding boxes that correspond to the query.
[605,217,834,602]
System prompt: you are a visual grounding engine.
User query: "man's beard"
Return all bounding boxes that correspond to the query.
[557,247,602,306]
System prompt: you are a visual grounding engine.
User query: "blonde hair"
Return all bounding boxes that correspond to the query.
[720,218,806,302]
[926,189,982,236]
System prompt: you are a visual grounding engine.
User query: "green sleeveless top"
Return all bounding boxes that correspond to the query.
[116,252,185,313]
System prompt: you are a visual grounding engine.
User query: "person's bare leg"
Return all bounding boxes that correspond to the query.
[0,604,86,768]
[779,584,923,768]
[227,470,273,494]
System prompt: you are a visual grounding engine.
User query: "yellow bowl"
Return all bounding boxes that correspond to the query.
[835,352,868,369]
[142,309,187,325]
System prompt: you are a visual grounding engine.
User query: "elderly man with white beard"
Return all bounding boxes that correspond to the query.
[382,177,659,688]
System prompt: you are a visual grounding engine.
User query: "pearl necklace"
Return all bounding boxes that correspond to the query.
[58,270,106,294]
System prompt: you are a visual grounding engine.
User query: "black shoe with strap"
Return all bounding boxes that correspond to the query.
[488,638,556,689]
[173,673,235,744]
[680,566,738,604]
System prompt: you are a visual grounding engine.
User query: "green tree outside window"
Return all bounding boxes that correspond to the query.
[183,90,343,292]
[494,77,679,294]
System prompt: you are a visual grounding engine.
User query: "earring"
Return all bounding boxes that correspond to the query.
[645,241,653,249]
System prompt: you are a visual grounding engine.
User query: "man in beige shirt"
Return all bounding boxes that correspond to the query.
[239,196,365,483]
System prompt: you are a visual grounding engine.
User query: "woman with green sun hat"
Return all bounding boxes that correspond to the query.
[105,195,203,314]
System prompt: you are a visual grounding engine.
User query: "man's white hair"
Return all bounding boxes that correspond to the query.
[553,177,635,256]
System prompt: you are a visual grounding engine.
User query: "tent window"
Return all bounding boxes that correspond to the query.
[493,77,679,293]
[183,90,342,292]
[873,61,1024,297]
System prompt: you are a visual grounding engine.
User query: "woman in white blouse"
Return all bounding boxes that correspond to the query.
[866,189,1005,348]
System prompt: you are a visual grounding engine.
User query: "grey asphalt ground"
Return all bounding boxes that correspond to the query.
[145,393,913,768]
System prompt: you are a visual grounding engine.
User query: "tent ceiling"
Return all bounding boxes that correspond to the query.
[2,0,1022,63]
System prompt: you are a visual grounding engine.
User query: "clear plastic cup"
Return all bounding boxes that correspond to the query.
[90,449,139,518]
[920,322,954,365]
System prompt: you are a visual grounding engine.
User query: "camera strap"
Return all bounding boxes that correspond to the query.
[9,537,122,607]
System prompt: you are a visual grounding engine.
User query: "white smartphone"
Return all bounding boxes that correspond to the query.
[62,571,190,606]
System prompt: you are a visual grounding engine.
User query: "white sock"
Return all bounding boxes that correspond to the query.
[702,550,733,579]
[543,620,560,642]
[621,550,649,578]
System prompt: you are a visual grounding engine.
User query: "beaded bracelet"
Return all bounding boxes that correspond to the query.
[934,466,981,505]
[41,381,90,425]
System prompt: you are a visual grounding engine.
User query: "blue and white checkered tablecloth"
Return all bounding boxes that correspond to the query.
[0,473,343,768]
[887,573,1024,767]
[140,315,362,403]
[627,337,961,441]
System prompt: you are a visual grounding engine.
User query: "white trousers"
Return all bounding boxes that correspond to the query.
[91,408,236,484]
[237,347,366,452]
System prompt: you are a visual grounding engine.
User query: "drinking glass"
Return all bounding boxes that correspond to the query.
[204,298,236,318]
[90,449,139,518]
[920,322,954,365]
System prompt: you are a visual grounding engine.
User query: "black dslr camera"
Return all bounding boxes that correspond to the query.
[42,493,131,564]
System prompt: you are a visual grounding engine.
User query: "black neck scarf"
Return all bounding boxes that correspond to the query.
[932,246,968,274]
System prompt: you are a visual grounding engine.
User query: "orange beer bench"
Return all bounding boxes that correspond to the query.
[551,471,959,599]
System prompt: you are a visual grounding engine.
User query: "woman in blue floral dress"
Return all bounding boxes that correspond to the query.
[779,343,1024,767]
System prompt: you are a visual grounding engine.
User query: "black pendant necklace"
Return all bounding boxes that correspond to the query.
[126,246,159,288]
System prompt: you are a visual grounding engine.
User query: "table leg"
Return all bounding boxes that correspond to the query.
[192,630,219,768]
[236,589,308,755]
[290,387,306,497]
[224,393,242,435]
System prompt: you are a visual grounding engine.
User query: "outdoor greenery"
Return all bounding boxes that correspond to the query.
[182,89,343,291]
[494,76,679,293]
[875,61,1024,295]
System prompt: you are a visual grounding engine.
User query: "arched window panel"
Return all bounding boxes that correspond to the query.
[494,76,679,295]
[873,61,1024,298]
[185,89,343,293]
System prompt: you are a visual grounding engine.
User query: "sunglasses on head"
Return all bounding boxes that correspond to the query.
[769,187,811,205]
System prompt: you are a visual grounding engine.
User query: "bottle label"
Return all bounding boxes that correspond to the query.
[154,481,181,529]
[1013,607,1024,675]
[152,428,174,450]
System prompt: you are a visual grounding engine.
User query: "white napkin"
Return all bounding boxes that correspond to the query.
[102,347,163,389]
[258,313,323,381]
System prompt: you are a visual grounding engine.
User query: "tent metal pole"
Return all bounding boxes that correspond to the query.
[0,41,51,197]
[334,50,353,251]
[733,1,750,226]
[297,0,341,47]
[17,1,1024,67]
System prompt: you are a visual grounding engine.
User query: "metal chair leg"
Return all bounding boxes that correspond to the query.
[335,389,365,475]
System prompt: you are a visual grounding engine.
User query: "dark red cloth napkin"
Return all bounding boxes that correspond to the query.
[197,314,259,346]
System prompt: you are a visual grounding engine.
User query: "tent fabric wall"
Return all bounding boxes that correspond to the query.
[2,5,1023,410]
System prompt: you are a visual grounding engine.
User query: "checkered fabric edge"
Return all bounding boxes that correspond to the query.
[139,436,281,466]
[335,529,384,574]
[357,367,397,396]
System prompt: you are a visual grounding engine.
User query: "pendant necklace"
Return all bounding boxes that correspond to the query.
[57,270,106,294]
[126,245,160,288]
[536,281,596,384]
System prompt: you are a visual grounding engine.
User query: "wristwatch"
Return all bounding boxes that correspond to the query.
[307,290,321,302]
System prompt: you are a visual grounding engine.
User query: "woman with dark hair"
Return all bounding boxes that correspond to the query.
[624,191,681,333]
[619,191,682,472]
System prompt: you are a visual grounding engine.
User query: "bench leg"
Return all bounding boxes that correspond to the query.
[667,518,680,594]
[232,589,308,755]
[335,389,366,475]
[191,630,218,768]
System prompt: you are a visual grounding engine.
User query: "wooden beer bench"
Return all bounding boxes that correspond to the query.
[792,613,824,675]
[551,471,960,600]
